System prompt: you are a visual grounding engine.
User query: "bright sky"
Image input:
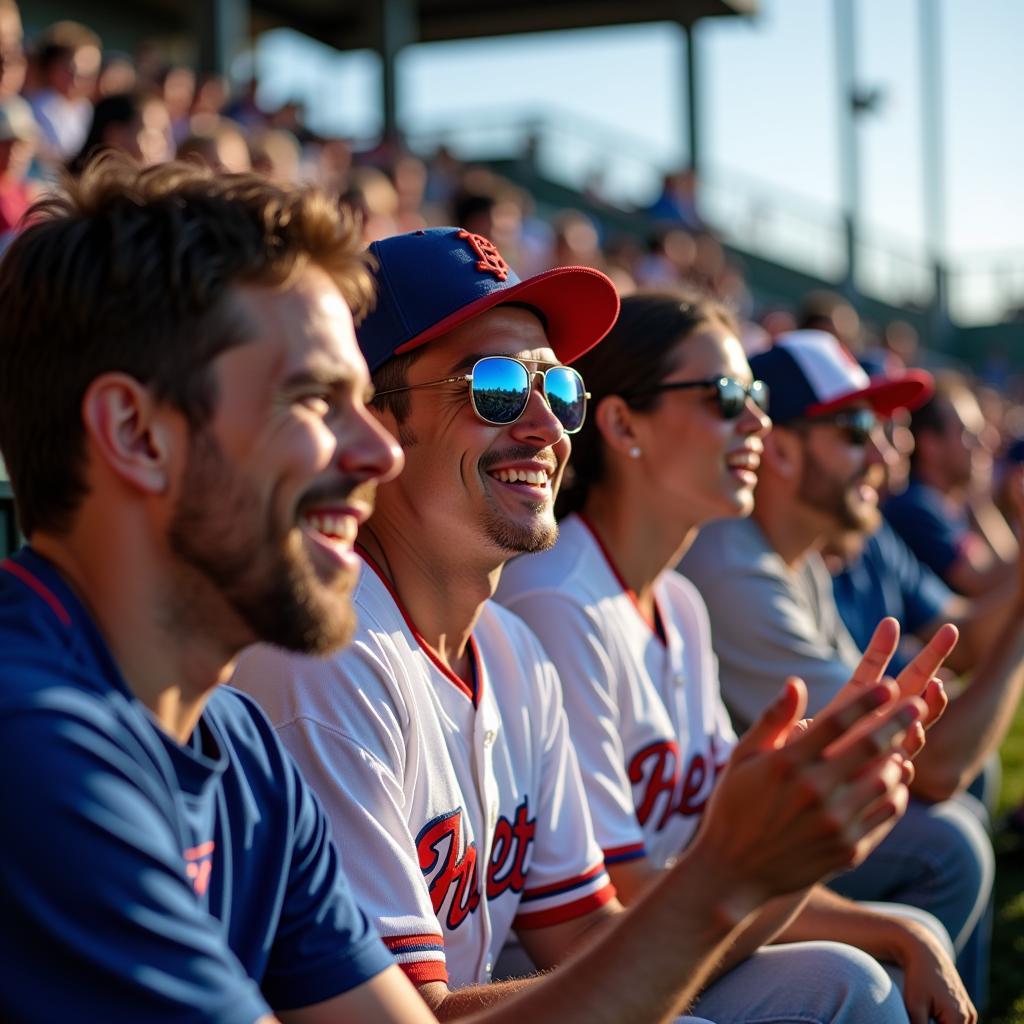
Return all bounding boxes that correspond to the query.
[256,0,1024,322]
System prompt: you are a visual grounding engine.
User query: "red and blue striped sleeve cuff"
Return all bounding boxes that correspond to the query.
[513,862,617,930]
[603,842,647,865]
[382,933,448,985]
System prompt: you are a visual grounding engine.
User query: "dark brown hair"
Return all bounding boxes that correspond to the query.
[557,289,736,517]
[0,155,373,535]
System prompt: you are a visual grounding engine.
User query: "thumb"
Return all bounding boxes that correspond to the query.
[733,678,807,757]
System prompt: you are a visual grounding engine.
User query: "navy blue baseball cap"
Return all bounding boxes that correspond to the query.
[357,227,620,373]
[749,330,933,425]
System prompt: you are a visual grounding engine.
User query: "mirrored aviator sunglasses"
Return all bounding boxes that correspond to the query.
[469,355,590,433]
[373,354,591,434]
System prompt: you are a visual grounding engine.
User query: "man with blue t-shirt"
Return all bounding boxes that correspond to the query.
[884,374,1016,597]
[0,158,432,1024]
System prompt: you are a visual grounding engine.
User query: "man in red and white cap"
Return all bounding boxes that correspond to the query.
[680,328,994,1006]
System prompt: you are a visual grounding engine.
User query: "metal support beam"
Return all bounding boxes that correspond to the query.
[919,0,951,346]
[833,0,859,297]
[195,0,250,78]
[381,0,417,146]
[684,23,700,175]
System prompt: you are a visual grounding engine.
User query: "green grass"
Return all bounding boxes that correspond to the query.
[987,704,1024,1023]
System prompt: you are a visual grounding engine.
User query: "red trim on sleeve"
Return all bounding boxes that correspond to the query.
[398,960,449,985]
[603,842,647,864]
[521,860,607,900]
[513,883,617,930]
[383,933,445,953]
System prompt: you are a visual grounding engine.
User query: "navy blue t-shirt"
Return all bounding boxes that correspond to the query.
[832,520,952,674]
[0,547,394,1023]
[883,478,970,582]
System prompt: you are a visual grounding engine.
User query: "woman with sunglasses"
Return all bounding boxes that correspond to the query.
[496,292,973,1024]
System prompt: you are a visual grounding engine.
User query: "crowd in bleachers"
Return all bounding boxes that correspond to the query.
[6,4,1024,1022]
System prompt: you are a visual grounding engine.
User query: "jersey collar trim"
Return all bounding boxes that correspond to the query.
[357,546,482,707]
[575,513,668,648]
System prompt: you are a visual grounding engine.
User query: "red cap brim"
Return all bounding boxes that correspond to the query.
[806,369,934,419]
[394,264,620,365]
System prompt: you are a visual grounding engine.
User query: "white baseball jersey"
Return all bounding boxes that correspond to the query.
[495,514,736,870]
[230,554,613,989]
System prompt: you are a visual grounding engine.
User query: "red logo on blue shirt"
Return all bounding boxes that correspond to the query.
[183,840,215,896]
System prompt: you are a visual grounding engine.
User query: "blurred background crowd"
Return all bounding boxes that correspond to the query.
[4,1,1023,505]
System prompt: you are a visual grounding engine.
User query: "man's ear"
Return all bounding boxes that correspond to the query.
[594,394,642,458]
[80,373,177,495]
[762,425,804,482]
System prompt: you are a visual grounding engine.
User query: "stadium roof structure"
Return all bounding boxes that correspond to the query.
[245,0,757,49]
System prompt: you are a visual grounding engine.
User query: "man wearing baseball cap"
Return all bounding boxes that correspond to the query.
[234,231,949,1023]
[679,328,993,1004]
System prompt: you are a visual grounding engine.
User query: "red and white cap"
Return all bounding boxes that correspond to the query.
[748,329,933,424]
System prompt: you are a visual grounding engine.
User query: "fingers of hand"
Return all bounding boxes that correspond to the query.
[735,677,807,756]
[922,678,948,728]
[901,720,927,760]
[793,680,899,759]
[822,696,925,771]
[847,617,900,689]
[896,623,959,696]
[795,755,909,873]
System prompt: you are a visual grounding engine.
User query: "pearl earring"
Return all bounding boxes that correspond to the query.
[629,446,642,459]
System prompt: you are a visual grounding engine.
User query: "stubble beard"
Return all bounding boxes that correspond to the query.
[481,497,559,555]
[479,445,560,555]
[799,446,880,535]
[167,429,357,657]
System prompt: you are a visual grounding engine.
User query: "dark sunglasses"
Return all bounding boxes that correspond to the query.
[639,376,770,420]
[796,408,880,446]
[373,355,590,434]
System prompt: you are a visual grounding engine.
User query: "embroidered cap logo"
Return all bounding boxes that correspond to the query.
[457,229,510,282]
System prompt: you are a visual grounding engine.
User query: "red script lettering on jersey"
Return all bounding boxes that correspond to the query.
[417,800,537,930]
[628,739,728,830]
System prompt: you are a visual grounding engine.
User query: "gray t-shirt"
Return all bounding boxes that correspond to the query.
[677,517,861,732]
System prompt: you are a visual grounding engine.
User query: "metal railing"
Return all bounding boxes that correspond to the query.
[401,106,1024,327]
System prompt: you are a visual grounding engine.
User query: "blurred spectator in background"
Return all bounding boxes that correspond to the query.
[248,127,301,184]
[0,0,27,106]
[25,20,101,162]
[0,97,36,237]
[422,142,461,209]
[552,208,602,268]
[634,227,697,288]
[160,65,195,145]
[389,153,428,232]
[176,118,250,172]
[646,166,702,230]
[189,71,227,120]
[341,164,400,240]
[316,136,353,194]
[885,373,1017,598]
[799,289,862,352]
[223,76,265,131]
[68,91,171,174]
[95,51,136,99]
